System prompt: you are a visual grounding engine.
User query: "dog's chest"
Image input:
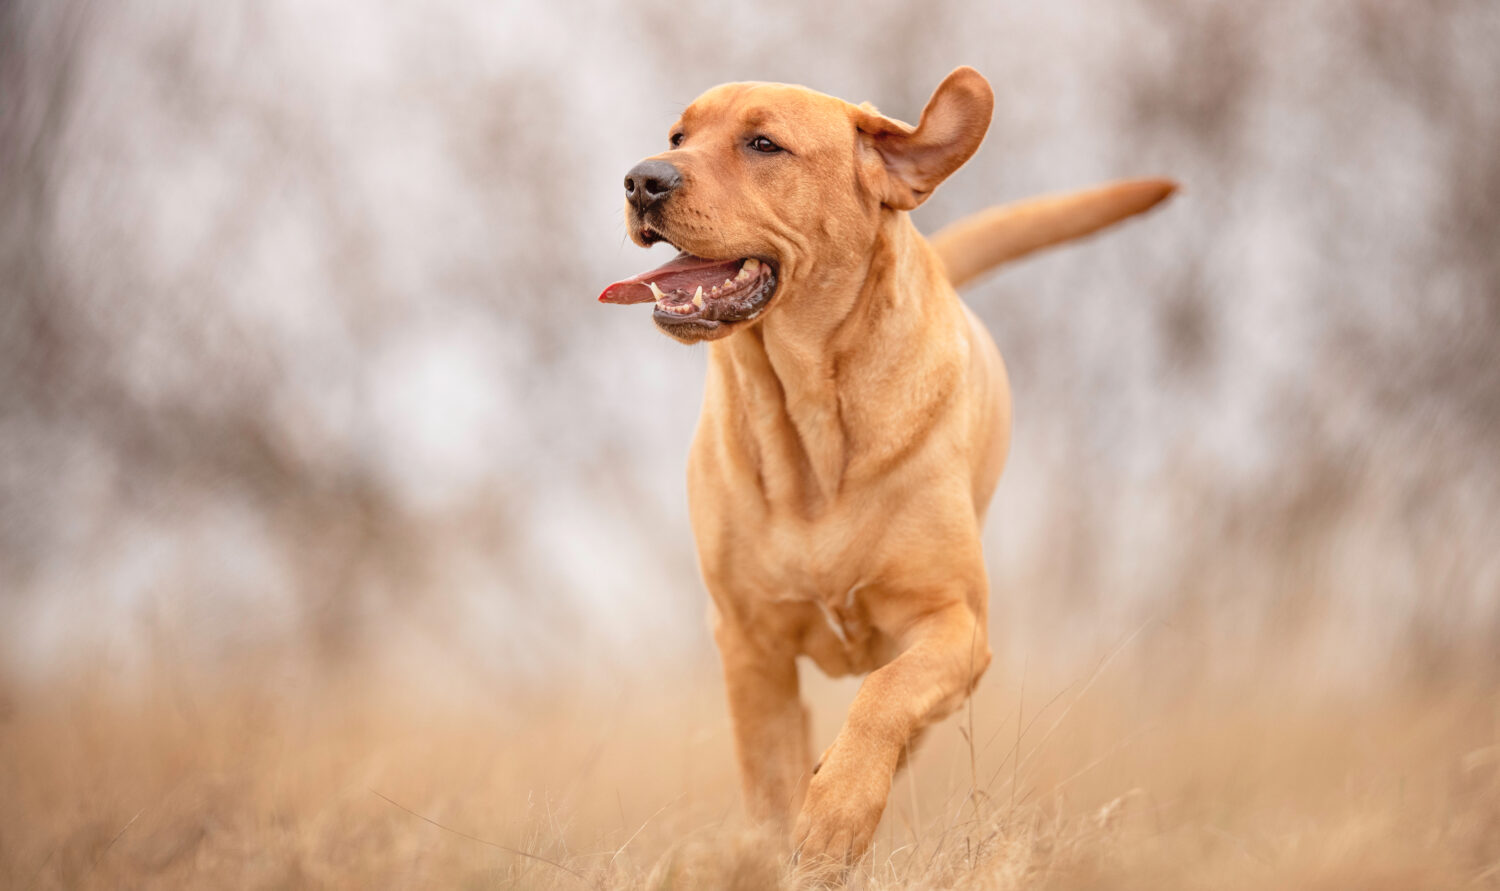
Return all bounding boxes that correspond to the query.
[791,582,891,676]
[748,545,893,675]
[732,576,885,677]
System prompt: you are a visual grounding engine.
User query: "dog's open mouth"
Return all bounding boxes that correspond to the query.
[598,252,778,336]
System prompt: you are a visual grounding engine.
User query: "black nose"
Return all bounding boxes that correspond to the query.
[624,159,682,213]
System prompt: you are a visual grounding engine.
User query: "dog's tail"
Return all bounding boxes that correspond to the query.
[931,178,1177,290]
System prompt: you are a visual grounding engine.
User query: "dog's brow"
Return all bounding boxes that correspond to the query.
[741,108,776,129]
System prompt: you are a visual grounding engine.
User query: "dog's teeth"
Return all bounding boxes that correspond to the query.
[648,282,666,302]
[743,258,760,273]
[692,286,704,308]
[724,278,733,288]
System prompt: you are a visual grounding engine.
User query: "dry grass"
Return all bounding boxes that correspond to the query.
[2,647,1497,890]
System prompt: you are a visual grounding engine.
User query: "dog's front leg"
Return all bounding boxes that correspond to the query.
[714,619,812,828]
[793,599,990,865]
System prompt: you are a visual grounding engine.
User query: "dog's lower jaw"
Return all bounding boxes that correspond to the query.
[652,315,726,343]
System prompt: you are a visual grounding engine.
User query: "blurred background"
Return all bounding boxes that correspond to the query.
[4,0,1496,694]
[4,2,1500,887]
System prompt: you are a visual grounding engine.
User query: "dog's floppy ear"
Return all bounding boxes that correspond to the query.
[855,67,994,210]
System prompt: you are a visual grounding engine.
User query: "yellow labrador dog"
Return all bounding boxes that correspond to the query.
[599,66,1173,865]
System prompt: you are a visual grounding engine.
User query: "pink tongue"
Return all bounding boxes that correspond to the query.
[598,254,743,304]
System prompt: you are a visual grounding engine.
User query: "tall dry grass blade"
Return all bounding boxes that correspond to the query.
[369,788,587,883]
[80,806,143,884]
[609,794,684,869]
[1014,622,1151,777]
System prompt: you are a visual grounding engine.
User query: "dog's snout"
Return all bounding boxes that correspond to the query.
[624,160,682,213]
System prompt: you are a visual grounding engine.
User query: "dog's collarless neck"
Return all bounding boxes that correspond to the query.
[708,214,961,510]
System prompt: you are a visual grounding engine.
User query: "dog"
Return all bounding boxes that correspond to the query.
[599,66,1173,866]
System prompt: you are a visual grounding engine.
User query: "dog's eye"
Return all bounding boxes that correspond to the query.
[669,132,685,148]
[747,136,783,154]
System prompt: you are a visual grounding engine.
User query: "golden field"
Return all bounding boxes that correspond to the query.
[5,640,1496,890]
[5,3,1500,889]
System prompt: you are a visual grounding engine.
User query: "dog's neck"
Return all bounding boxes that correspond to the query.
[708,212,964,511]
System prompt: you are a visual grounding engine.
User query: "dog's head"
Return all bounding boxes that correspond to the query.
[598,67,994,344]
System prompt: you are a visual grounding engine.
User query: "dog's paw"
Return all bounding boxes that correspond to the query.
[791,754,888,868]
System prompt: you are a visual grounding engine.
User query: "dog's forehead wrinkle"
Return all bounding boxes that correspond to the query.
[742,107,774,128]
